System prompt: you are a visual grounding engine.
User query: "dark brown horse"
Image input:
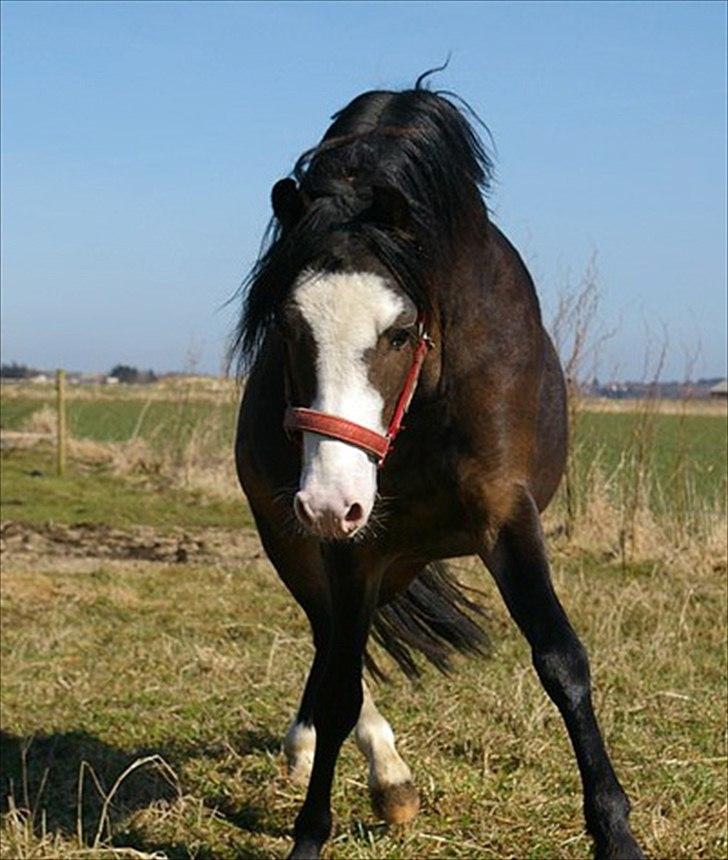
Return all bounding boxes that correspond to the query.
[234,77,643,860]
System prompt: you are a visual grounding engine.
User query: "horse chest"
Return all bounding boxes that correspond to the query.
[377,473,477,560]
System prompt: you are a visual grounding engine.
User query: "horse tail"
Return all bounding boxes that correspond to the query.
[365,562,488,681]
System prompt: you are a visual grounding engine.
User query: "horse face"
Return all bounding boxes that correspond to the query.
[281,268,417,540]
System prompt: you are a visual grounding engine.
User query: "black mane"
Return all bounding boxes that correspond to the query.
[232,84,494,372]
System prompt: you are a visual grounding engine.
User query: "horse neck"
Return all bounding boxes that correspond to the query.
[425,214,545,398]
[428,212,492,333]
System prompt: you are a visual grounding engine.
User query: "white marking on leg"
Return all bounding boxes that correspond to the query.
[354,682,412,793]
[283,718,316,786]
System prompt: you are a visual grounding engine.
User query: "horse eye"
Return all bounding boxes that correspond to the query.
[389,328,410,350]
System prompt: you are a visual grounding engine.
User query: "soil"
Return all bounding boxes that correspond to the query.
[0,520,263,566]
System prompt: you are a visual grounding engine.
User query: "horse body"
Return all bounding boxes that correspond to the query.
[234,82,641,859]
[238,218,564,558]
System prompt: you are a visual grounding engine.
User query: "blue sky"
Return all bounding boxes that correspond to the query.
[1,0,726,379]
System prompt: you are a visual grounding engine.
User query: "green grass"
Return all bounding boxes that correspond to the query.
[1,389,726,858]
[1,396,238,449]
[0,399,44,431]
[3,393,725,507]
[574,411,727,509]
[1,548,725,859]
[0,447,250,531]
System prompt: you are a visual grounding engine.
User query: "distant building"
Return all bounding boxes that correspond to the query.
[710,379,728,399]
[79,373,106,385]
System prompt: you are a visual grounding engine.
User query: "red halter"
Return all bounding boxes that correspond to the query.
[284,316,433,467]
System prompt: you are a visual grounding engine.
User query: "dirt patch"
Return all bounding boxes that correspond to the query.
[0,520,263,566]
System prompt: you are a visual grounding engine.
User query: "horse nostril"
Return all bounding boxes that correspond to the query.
[294,493,315,526]
[344,502,364,524]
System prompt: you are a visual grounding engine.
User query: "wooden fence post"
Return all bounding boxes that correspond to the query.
[56,368,66,476]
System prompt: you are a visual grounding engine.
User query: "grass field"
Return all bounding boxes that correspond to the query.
[2,384,725,509]
[1,382,726,859]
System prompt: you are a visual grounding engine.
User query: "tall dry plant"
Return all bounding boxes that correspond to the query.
[547,262,722,571]
[549,254,614,537]
[669,340,706,544]
[149,376,242,499]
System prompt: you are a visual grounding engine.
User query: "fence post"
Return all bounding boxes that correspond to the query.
[56,368,66,476]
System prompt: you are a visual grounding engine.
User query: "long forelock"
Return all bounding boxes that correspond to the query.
[231,86,492,374]
[231,210,426,375]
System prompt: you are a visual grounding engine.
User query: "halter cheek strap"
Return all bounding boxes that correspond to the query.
[284,316,433,467]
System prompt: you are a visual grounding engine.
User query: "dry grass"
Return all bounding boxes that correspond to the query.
[1,526,725,859]
[543,452,726,577]
[0,378,238,404]
[1,382,726,859]
[581,397,727,417]
[1,754,174,860]
[4,378,725,416]
[7,397,242,501]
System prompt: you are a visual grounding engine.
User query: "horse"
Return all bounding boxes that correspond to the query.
[233,75,643,860]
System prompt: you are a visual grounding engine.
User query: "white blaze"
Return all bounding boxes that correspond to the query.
[293,270,405,529]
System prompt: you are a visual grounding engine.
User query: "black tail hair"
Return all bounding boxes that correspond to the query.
[366,562,488,681]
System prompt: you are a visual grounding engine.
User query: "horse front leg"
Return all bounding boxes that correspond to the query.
[283,623,328,786]
[479,488,643,860]
[248,513,332,788]
[288,549,382,860]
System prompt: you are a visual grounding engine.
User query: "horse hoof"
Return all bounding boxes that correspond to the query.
[595,832,645,860]
[370,780,420,825]
[287,838,320,860]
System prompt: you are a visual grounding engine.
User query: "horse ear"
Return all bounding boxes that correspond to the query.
[367,185,411,232]
[271,178,305,229]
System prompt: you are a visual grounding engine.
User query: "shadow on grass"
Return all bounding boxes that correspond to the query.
[192,728,291,840]
[0,727,283,857]
[0,729,178,836]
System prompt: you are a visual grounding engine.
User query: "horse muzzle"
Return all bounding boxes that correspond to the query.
[293,488,369,539]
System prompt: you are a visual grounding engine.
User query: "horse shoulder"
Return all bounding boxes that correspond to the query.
[445,224,567,526]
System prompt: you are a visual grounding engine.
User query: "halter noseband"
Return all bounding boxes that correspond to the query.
[284,315,433,467]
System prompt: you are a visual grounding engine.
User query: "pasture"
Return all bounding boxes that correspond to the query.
[1,381,726,859]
